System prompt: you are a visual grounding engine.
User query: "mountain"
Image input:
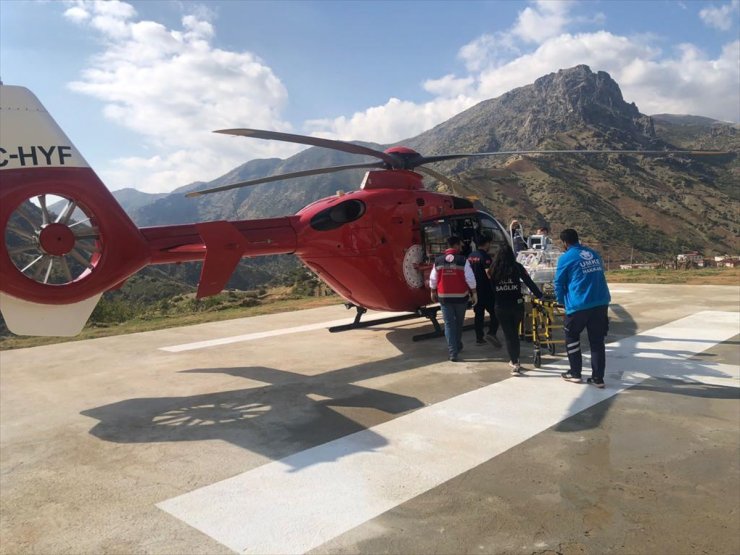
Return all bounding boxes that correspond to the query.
[120,65,737,267]
[111,188,169,212]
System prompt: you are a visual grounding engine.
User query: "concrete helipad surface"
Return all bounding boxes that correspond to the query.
[1,283,738,555]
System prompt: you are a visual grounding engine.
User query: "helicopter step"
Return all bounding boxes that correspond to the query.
[329,304,477,342]
[329,304,454,342]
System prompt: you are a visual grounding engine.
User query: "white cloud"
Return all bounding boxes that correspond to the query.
[512,0,575,43]
[63,0,297,193]
[699,0,739,31]
[63,0,740,193]
[305,96,477,144]
[63,5,89,23]
[457,33,520,72]
[423,74,475,98]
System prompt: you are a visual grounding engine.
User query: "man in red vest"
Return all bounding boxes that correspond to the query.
[430,236,478,362]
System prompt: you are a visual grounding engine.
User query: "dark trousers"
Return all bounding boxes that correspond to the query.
[563,305,609,379]
[440,301,467,358]
[494,303,524,364]
[473,294,499,340]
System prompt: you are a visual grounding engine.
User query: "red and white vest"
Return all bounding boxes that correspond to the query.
[434,249,469,303]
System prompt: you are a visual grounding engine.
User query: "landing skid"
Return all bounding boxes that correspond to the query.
[328,304,420,333]
[328,304,471,343]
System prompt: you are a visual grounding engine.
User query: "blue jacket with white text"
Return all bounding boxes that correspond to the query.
[554,243,611,314]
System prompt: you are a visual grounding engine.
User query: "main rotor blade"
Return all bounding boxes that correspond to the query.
[417,149,731,165]
[215,128,398,166]
[416,166,464,190]
[186,162,386,197]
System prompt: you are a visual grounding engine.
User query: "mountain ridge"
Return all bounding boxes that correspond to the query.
[113,65,737,271]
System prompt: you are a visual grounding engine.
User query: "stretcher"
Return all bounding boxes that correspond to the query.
[521,296,565,368]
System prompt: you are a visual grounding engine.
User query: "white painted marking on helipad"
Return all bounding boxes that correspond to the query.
[160,311,409,352]
[609,288,634,293]
[158,311,739,554]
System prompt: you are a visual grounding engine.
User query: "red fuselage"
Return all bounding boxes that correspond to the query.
[1,166,486,312]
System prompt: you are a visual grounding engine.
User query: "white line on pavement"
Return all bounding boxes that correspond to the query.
[157,311,739,554]
[159,311,410,352]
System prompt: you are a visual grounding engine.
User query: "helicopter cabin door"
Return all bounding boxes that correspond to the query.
[418,212,510,288]
[420,212,509,263]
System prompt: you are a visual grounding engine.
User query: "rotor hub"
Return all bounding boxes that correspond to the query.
[383,147,424,170]
[38,223,76,256]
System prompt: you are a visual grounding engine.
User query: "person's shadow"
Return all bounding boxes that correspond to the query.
[551,302,738,432]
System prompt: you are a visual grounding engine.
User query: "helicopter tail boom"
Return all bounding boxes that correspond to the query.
[0,85,298,336]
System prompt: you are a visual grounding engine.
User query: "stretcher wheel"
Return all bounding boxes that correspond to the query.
[533,351,542,368]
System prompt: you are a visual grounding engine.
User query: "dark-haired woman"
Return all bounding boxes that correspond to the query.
[490,244,543,374]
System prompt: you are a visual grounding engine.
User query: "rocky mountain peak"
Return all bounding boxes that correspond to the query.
[410,65,657,155]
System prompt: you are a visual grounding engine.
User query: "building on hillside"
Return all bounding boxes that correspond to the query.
[676,252,704,267]
[713,255,740,267]
[618,263,659,270]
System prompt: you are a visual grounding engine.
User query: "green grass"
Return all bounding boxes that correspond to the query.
[0,294,339,351]
[606,267,739,285]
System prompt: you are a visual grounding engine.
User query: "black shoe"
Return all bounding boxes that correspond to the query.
[475,339,486,346]
[449,356,459,362]
[561,372,583,383]
[587,377,605,389]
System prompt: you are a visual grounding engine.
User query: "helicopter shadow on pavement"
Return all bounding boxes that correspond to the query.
[81,327,449,470]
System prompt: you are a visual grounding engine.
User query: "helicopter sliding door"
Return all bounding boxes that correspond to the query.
[476,211,510,255]
[420,211,509,262]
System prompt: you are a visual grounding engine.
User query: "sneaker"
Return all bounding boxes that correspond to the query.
[449,356,459,362]
[475,339,486,346]
[587,377,605,389]
[561,372,582,383]
[485,334,502,348]
[509,362,522,375]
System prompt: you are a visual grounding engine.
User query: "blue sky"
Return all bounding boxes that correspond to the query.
[2,0,738,193]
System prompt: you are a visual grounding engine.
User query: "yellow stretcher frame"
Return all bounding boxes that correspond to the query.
[520,296,566,368]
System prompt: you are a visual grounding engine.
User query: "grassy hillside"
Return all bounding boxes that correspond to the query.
[0,287,338,351]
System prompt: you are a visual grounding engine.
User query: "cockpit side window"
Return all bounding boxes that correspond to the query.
[421,221,451,261]
[310,200,366,231]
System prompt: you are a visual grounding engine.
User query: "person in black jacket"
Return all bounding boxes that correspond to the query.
[490,244,543,374]
[467,236,501,348]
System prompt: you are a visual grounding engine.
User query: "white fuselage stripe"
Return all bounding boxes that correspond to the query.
[157,311,739,554]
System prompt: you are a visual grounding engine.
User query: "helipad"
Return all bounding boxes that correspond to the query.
[1,283,738,554]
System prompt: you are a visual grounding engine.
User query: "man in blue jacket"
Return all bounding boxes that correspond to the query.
[554,229,611,388]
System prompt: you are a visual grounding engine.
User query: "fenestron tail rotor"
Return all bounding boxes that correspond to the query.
[192,127,732,197]
[4,194,102,285]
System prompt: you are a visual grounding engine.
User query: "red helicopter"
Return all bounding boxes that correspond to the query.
[0,84,718,337]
